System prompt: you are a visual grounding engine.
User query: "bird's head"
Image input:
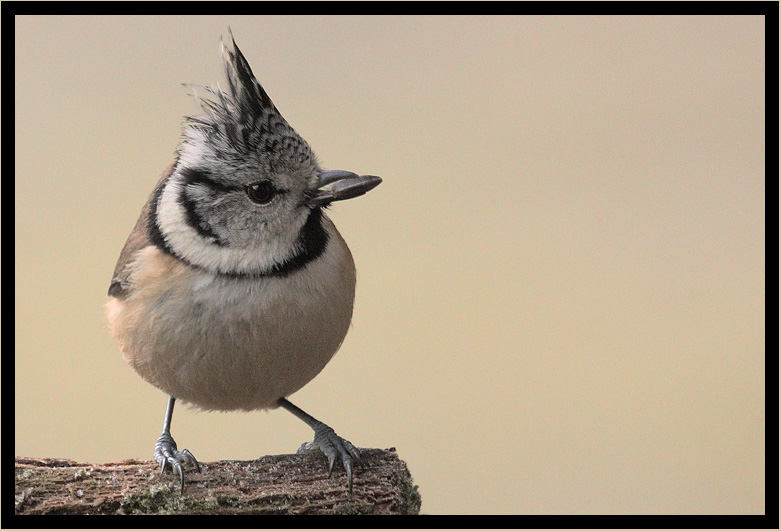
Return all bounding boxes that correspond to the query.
[152,33,381,277]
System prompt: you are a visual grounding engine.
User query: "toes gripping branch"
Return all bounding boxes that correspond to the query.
[312,421,361,493]
[279,398,361,493]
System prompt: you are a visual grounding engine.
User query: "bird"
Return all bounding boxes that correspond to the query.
[104,33,381,494]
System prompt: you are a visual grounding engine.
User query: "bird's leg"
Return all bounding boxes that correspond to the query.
[153,396,200,493]
[278,397,361,493]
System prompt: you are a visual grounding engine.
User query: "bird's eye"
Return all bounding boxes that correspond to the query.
[246,182,275,204]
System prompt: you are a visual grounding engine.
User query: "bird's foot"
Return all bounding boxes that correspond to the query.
[154,430,200,493]
[298,422,361,493]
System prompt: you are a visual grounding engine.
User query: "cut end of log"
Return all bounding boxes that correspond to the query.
[14,448,421,515]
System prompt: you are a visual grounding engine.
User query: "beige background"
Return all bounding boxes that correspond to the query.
[15,15,765,514]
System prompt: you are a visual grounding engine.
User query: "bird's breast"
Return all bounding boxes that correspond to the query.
[105,218,356,411]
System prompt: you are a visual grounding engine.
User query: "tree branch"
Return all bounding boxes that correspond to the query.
[14,448,420,515]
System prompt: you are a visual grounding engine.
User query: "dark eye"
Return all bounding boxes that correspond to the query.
[246,182,275,204]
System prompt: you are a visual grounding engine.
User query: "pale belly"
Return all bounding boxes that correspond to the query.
[106,241,356,411]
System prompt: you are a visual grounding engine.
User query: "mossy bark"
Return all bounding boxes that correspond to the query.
[14,448,421,515]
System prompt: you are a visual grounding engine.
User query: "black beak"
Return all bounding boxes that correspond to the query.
[307,170,382,207]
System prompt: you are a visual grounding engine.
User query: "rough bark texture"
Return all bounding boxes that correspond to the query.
[14,448,421,515]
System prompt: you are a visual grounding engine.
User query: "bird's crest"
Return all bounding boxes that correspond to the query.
[181,31,316,175]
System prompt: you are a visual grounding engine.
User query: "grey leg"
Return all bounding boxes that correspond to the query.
[153,396,200,493]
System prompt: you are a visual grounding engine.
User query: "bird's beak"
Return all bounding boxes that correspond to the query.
[307,170,382,207]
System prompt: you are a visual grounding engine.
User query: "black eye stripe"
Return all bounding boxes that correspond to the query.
[181,168,240,194]
[180,168,290,199]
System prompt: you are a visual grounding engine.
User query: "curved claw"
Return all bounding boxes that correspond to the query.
[310,422,360,494]
[179,448,201,473]
[154,431,199,494]
[170,459,184,493]
[345,458,354,494]
[326,452,337,478]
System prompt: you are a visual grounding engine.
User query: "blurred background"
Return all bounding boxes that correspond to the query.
[15,15,765,514]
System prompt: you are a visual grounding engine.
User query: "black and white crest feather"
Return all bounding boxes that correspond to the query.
[180,34,316,177]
